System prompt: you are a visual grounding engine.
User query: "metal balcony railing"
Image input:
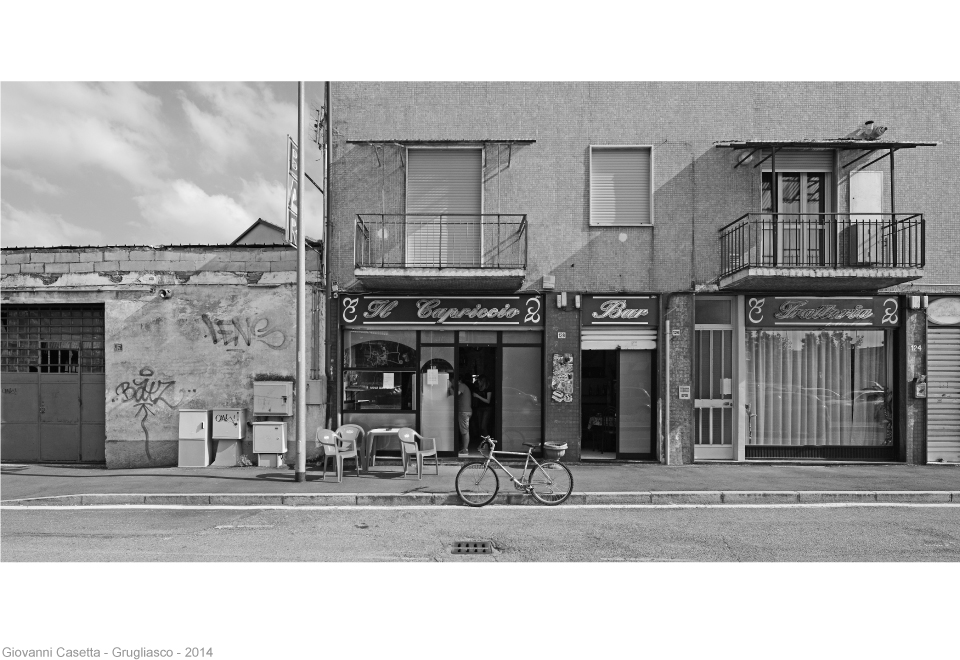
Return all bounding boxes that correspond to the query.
[718,213,925,277]
[355,214,527,269]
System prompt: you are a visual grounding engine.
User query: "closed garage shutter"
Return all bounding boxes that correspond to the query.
[406,148,482,267]
[581,328,657,350]
[927,325,960,462]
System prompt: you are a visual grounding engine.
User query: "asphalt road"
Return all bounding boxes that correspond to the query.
[3,504,960,562]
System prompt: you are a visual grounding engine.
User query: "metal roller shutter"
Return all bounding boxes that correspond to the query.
[927,325,960,462]
[581,328,657,350]
[406,148,482,266]
[590,147,652,226]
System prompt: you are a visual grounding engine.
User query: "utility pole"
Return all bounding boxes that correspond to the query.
[295,81,307,483]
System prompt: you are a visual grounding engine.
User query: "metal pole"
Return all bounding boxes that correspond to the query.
[664,319,671,466]
[295,82,307,483]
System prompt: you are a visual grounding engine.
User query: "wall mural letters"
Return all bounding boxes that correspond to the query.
[115,367,183,458]
[200,313,285,349]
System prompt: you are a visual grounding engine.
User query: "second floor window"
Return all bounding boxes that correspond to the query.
[589,146,653,226]
[406,148,482,267]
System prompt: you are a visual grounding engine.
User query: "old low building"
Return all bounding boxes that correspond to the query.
[1,241,325,468]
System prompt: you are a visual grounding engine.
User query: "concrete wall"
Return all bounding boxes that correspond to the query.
[1,246,325,468]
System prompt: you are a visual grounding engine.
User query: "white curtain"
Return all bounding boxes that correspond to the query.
[745,329,889,446]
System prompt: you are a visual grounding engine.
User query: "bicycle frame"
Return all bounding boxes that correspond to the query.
[474,439,542,492]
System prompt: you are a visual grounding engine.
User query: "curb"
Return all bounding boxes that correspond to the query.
[2,491,957,507]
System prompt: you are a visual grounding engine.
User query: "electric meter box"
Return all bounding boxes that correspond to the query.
[177,409,212,467]
[253,381,293,416]
[252,422,287,454]
[212,409,246,439]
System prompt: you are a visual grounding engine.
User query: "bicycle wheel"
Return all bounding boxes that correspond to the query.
[528,461,573,505]
[456,462,499,507]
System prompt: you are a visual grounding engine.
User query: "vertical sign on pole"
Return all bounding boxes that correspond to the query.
[286,135,299,246]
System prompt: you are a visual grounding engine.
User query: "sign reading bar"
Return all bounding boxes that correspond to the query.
[341,295,544,326]
[581,295,659,326]
[745,296,900,327]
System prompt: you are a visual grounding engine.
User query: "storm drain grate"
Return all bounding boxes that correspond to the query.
[451,541,494,555]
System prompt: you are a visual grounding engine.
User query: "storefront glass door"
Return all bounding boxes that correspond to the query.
[420,346,455,452]
[581,349,655,459]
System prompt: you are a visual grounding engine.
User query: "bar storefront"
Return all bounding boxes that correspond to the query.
[337,294,545,455]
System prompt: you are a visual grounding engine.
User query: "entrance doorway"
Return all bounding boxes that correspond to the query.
[458,345,496,453]
[580,349,655,460]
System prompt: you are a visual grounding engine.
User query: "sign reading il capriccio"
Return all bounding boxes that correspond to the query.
[340,295,544,326]
[745,296,900,327]
[581,295,659,326]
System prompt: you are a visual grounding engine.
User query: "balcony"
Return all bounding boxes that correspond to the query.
[718,213,924,291]
[354,214,527,291]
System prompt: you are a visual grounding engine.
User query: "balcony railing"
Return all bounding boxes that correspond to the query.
[355,214,527,270]
[719,213,924,277]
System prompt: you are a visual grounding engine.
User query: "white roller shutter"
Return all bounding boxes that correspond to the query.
[927,325,960,462]
[590,147,652,226]
[581,328,657,350]
[762,150,834,171]
[406,148,481,266]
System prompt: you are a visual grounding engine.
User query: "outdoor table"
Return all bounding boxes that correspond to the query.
[365,427,402,471]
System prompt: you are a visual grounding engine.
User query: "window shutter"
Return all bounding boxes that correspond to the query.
[406,149,482,266]
[590,147,652,226]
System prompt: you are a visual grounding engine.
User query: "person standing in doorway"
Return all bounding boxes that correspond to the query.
[457,375,473,456]
[473,374,493,437]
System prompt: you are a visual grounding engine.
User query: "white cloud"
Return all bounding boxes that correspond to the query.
[1,82,169,188]
[1,201,105,247]
[1,166,64,195]
[236,175,325,242]
[179,82,297,171]
[133,179,256,244]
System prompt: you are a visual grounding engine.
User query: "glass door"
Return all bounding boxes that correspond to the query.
[762,172,828,266]
[617,350,655,458]
[420,345,455,452]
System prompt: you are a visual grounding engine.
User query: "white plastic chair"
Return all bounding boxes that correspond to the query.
[316,428,359,482]
[336,424,365,466]
[397,427,438,480]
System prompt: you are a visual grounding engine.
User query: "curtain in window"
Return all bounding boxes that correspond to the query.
[745,329,889,446]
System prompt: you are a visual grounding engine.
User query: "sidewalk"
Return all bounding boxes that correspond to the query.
[2,459,957,507]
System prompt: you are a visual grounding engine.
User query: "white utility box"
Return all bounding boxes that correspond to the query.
[178,409,212,467]
[253,381,293,416]
[211,409,245,467]
[252,422,287,454]
[212,409,246,439]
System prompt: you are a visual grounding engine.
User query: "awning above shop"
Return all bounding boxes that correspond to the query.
[715,138,937,169]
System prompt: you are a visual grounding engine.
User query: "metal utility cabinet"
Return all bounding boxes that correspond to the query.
[253,381,293,416]
[178,409,212,467]
[211,408,245,466]
[252,421,287,467]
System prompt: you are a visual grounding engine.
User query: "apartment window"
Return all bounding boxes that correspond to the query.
[589,146,653,226]
[405,148,482,266]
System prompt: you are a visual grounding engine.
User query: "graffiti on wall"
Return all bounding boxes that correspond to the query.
[115,367,183,457]
[200,313,285,349]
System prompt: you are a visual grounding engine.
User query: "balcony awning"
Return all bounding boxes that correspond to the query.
[715,139,938,169]
[346,139,536,145]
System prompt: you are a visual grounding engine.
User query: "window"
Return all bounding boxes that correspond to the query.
[589,146,653,226]
[405,148,482,266]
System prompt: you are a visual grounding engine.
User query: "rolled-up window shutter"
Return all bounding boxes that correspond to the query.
[406,149,481,266]
[762,150,833,171]
[590,147,652,226]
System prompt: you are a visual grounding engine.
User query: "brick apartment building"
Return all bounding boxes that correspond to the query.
[3,82,959,468]
[326,81,960,465]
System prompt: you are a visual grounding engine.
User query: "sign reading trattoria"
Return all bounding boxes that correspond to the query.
[745,296,901,327]
[340,295,544,326]
[581,295,659,326]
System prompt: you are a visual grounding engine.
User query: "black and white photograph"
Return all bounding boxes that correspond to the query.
[1,4,957,659]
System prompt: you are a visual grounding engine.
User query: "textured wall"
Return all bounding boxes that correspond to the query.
[1,246,324,468]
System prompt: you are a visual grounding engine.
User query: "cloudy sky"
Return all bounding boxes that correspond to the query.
[1,82,325,247]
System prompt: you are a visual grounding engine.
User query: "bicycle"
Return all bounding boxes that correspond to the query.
[455,435,574,507]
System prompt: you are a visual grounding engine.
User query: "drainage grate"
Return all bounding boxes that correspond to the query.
[451,541,494,555]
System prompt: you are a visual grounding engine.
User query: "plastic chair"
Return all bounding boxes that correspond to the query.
[397,427,438,480]
[316,428,360,482]
[336,424,365,465]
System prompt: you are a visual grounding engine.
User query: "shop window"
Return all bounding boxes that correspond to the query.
[745,329,892,446]
[343,371,415,411]
[343,330,416,369]
[589,146,653,226]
